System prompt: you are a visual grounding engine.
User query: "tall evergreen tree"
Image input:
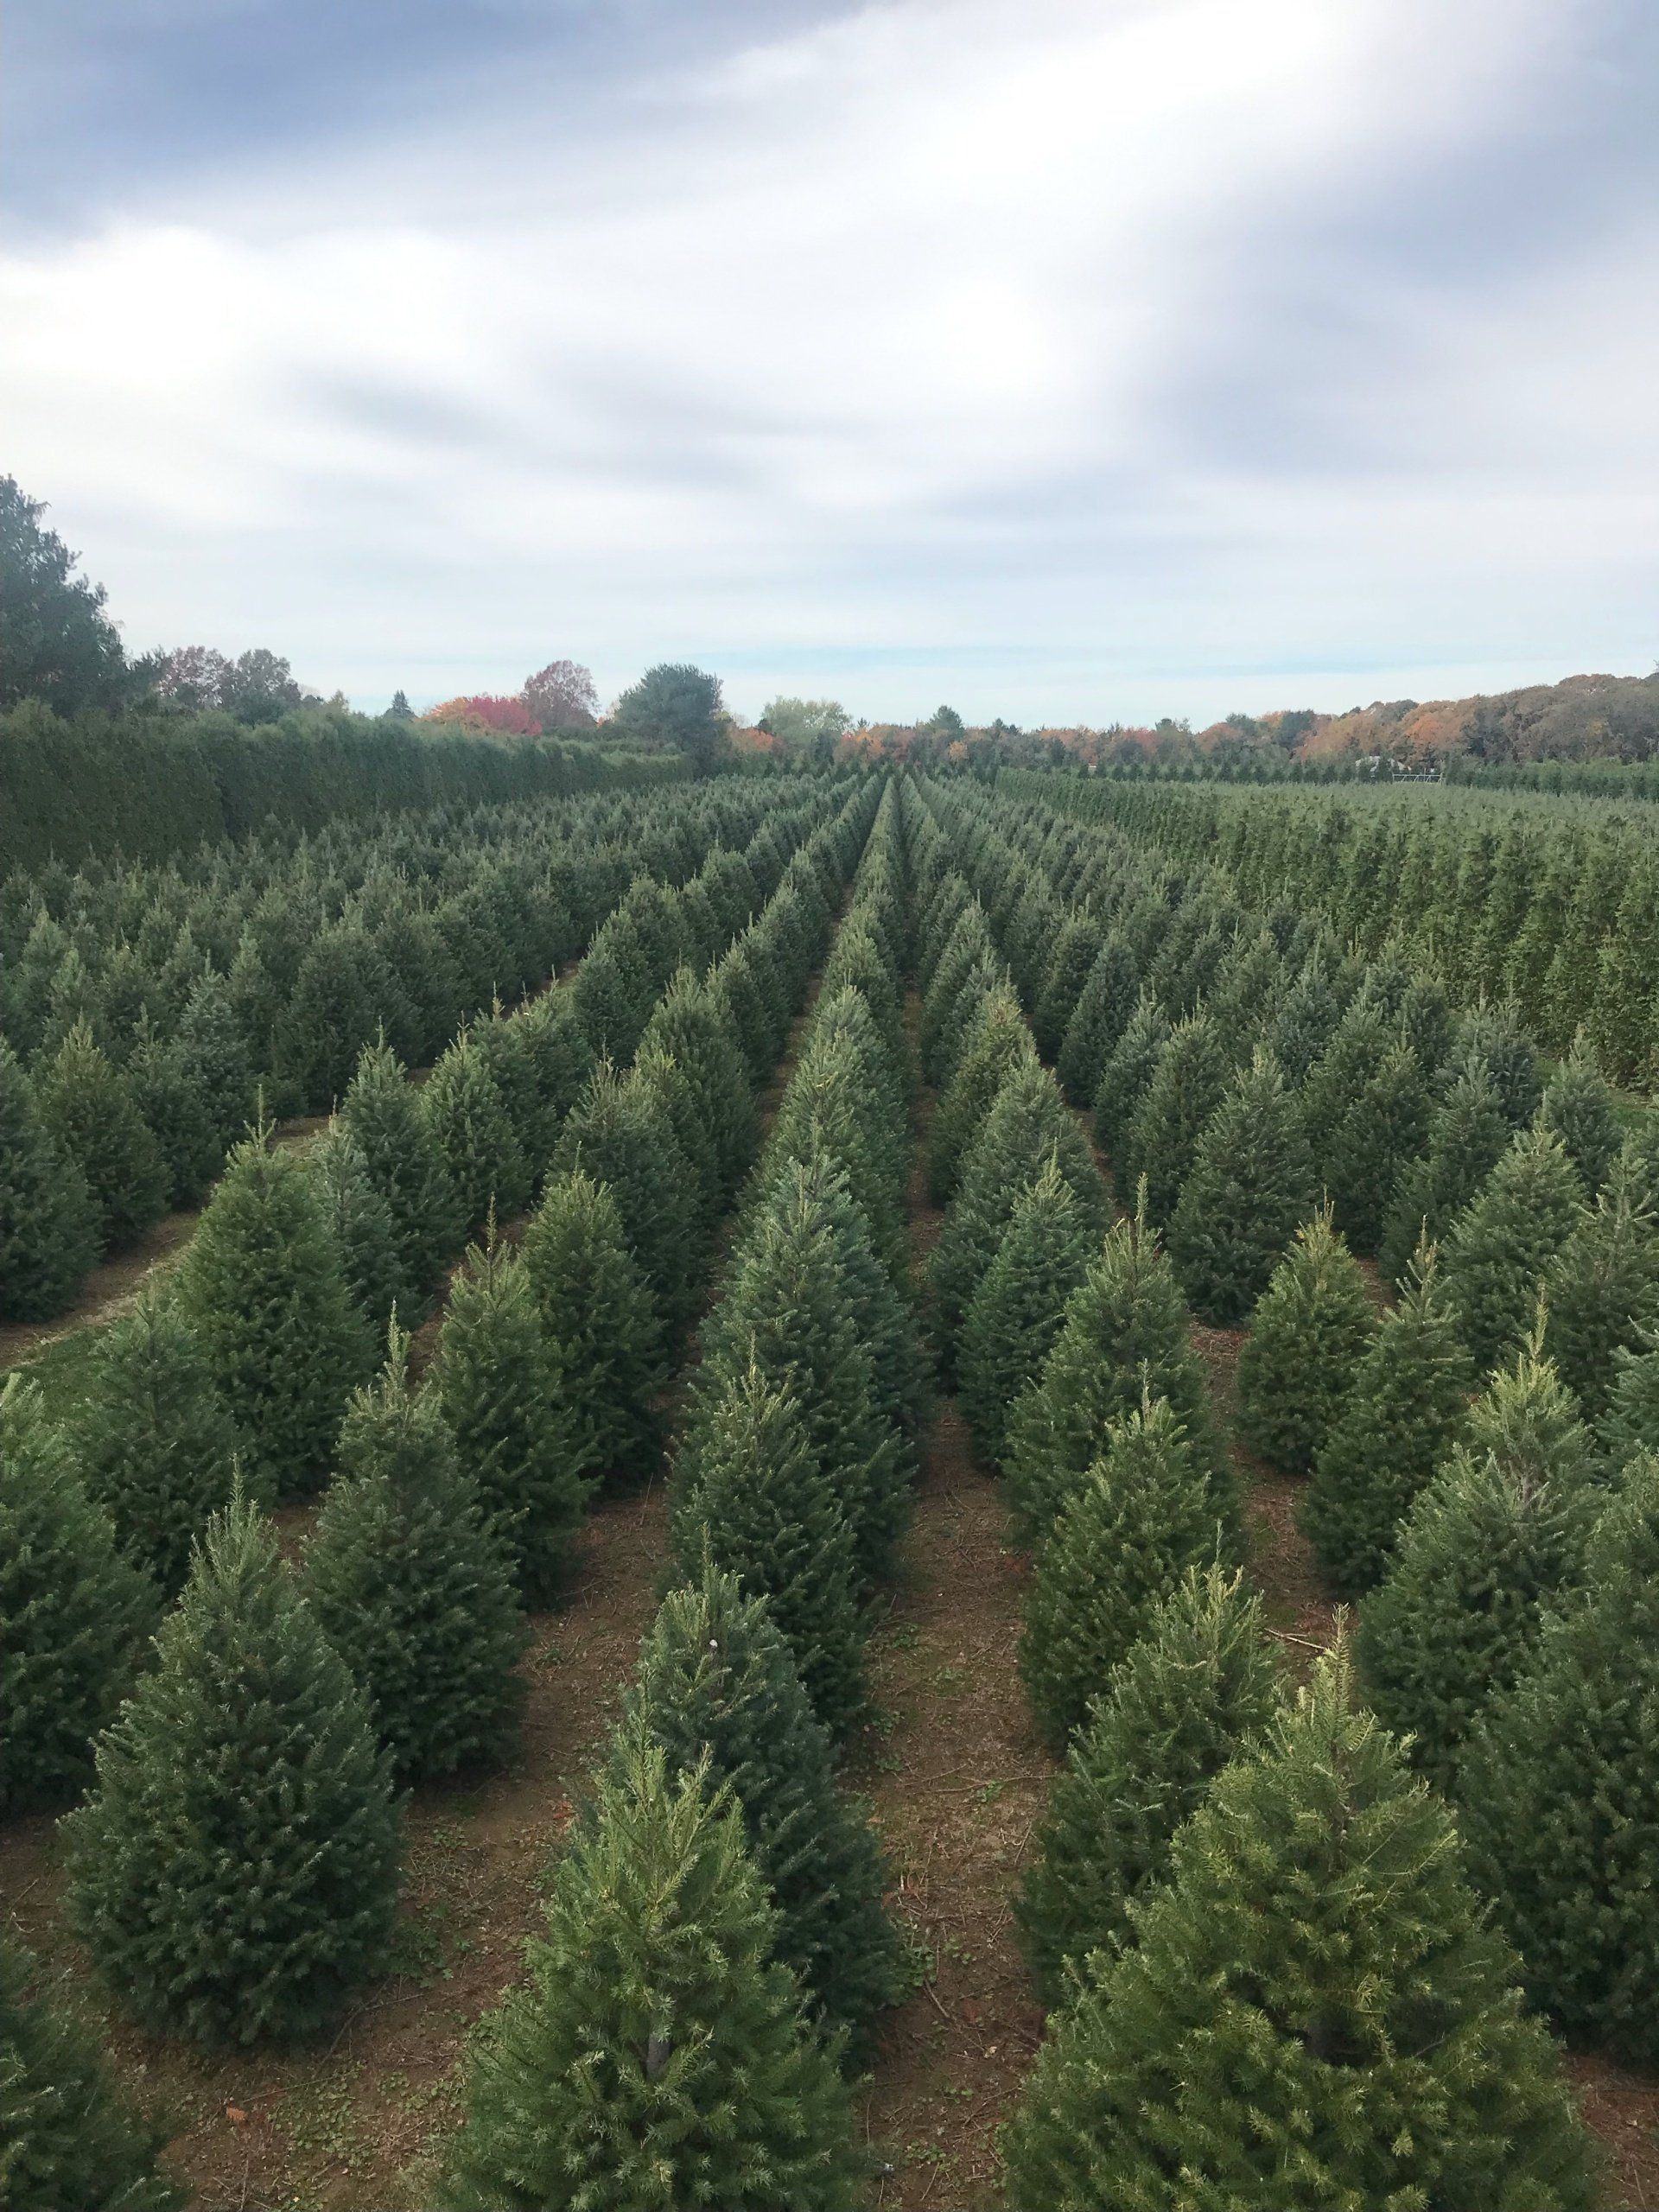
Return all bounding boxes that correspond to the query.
[1033,909,1103,1062]
[620,1568,903,2054]
[1541,1154,1659,1424]
[1167,1049,1315,1324]
[1444,1002,1544,1128]
[1379,1065,1512,1287]
[1602,1322,1659,1474]
[173,1128,372,1497]
[1357,1344,1599,1789]
[1055,928,1139,1105]
[1236,1209,1376,1477]
[1535,1037,1622,1195]
[1020,1400,1233,1751]
[958,1154,1098,1466]
[32,1020,168,1256]
[439,1732,868,2212]
[1321,1042,1432,1257]
[1461,1452,1659,2062]
[1092,993,1172,1190]
[554,1064,699,1339]
[0,1036,99,1323]
[339,1036,464,1296]
[72,1287,245,1596]
[432,1230,588,1605]
[1300,1246,1474,1599]
[1438,1127,1587,1379]
[1000,1649,1598,2212]
[1,1376,158,1817]
[1127,1008,1232,1229]
[927,984,1035,1205]
[303,1330,526,1783]
[311,1125,416,1338]
[65,1495,400,2044]
[1015,1566,1281,2005]
[422,1029,532,1239]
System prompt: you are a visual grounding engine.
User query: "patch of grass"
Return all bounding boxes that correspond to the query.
[2,1317,118,1417]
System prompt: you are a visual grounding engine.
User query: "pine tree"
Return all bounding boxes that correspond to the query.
[1378,1065,1512,1286]
[1444,1001,1545,1128]
[1033,909,1103,1062]
[669,1369,869,1744]
[0,1037,99,1322]
[1000,1649,1598,2212]
[422,1029,532,1240]
[173,1129,372,1498]
[521,1168,664,1490]
[1092,992,1172,1189]
[1167,1050,1316,1324]
[1461,1452,1659,2062]
[1300,1247,1474,1599]
[1542,1154,1659,1424]
[432,1230,588,1605]
[64,1495,400,2044]
[639,969,759,1201]
[1020,1400,1233,1751]
[928,984,1035,1205]
[1438,1127,1587,1379]
[1015,1566,1281,2005]
[620,1568,903,2054]
[438,1732,868,2212]
[502,988,595,1172]
[303,1329,526,1783]
[71,1287,245,1597]
[1535,1038,1622,1195]
[32,1020,168,1256]
[1127,1008,1232,1229]
[1357,1344,1599,1789]
[554,1064,699,1339]
[1321,1042,1433,1257]
[174,964,257,1154]
[1262,946,1344,1084]
[125,1014,222,1208]
[1236,1209,1376,1477]
[311,1125,416,1338]
[1003,1209,1229,1547]
[1055,928,1139,1106]
[0,1935,183,2212]
[1602,1323,1659,1473]
[1,1376,158,1818]
[340,1037,465,1296]
[958,1155,1098,1465]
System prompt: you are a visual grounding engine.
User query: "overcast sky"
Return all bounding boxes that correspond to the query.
[3,0,1656,725]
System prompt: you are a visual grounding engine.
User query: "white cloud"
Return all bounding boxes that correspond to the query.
[1,0,1654,721]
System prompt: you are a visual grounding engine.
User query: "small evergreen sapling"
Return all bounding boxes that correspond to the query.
[439,1733,868,2212]
[303,1328,526,1783]
[1166,1048,1315,1325]
[957,1154,1098,1466]
[999,1649,1598,2212]
[1438,1127,1588,1378]
[65,1495,400,2044]
[1236,1208,1376,1476]
[1015,1566,1281,2005]
[0,1037,99,1320]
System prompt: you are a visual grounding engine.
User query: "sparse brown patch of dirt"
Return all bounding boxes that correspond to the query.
[1566,2052,1659,2209]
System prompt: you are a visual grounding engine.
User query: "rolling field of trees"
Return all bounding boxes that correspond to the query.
[6,739,1659,2209]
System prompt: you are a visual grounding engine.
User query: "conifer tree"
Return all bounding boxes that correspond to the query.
[1020,1400,1232,1750]
[1000,1650,1596,2211]
[1,1376,159,1817]
[304,1329,526,1783]
[311,1125,415,1338]
[1003,1208,1229,1546]
[669,1369,869,1743]
[1320,1042,1432,1256]
[1262,945,1344,1082]
[175,963,257,1154]
[503,988,596,1171]
[0,1935,183,2212]
[521,1168,664,1488]
[1300,1247,1474,1599]
[432,1230,587,1605]
[174,1128,372,1497]
[72,1287,245,1596]
[1015,1566,1281,2005]
[1056,928,1139,1105]
[958,1155,1098,1465]
[33,1019,168,1256]
[1357,1344,1598,1789]
[1379,1064,1512,1286]
[126,1014,222,1208]
[340,1036,465,1295]
[620,1568,903,2053]
[928,984,1035,1204]
[1438,1126,1587,1378]
[1602,1323,1659,1473]
[65,1495,400,2044]
[1444,1001,1545,1128]
[1461,1452,1659,2062]
[639,969,759,1200]
[1236,1209,1376,1476]
[0,1037,99,1322]
[1092,993,1171,1188]
[1033,909,1103,1062]
[423,1030,532,1239]
[1535,1038,1622,1195]
[1127,1008,1231,1228]
[438,1732,868,2212]
[554,1064,699,1338]
[1542,1154,1659,1423]
[1167,1050,1315,1324]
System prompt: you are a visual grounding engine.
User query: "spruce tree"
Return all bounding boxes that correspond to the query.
[311,1125,416,1338]
[175,963,257,1154]
[174,1129,372,1497]
[554,1064,699,1339]
[0,1935,183,2212]
[422,1029,532,1240]
[1003,1208,1229,1546]
[503,988,595,1171]
[1541,1154,1659,1424]
[339,1036,464,1297]
[71,1287,245,1597]
[1019,1400,1232,1751]
[620,1568,903,2054]
[521,1168,664,1490]
[1602,1323,1659,1473]
[639,969,759,1201]
[303,1329,526,1783]
[1236,1209,1376,1477]
[1033,908,1103,1062]
[1300,1247,1474,1599]
[1015,1565,1281,2005]
[1055,928,1139,1105]
[927,983,1036,1205]
[0,1037,100,1323]
[1092,992,1171,1190]
[1320,1042,1432,1257]
[1461,1452,1659,2062]
[432,1230,588,1605]
[958,1155,1098,1465]
[1535,1037,1622,1195]
[126,1014,221,1209]
[1167,1050,1315,1324]
[1438,1126,1587,1379]
[438,1732,868,2212]
[669,1369,869,1744]
[1127,1008,1231,1228]
[65,1495,400,2044]
[1444,1001,1545,1128]
[1357,1344,1599,1789]
[1379,1065,1511,1286]
[1262,945,1344,1084]
[33,1020,169,1256]
[1,1376,158,1818]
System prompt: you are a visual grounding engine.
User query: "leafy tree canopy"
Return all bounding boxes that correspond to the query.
[0,475,130,712]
